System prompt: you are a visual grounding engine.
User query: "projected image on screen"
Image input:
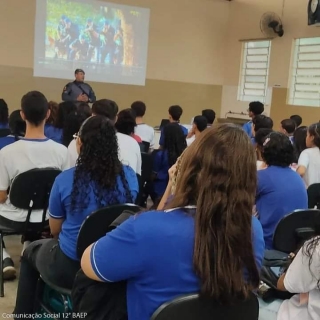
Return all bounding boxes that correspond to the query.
[34,0,150,85]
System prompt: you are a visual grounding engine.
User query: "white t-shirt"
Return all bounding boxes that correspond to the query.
[298,147,320,187]
[68,132,142,175]
[134,124,155,149]
[0,138,69,222]
[277,238,320,320]
[186,136,195,147]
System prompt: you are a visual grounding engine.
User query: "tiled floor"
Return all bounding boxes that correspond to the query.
[0,235,20,315]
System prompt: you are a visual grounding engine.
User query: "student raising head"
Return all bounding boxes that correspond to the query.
[151,123,187,205]
[257,132,307,249]
[14,116,138,316]
[297,123,320,187]
[81,124,265,320]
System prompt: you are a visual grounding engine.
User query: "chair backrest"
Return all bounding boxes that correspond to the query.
[142,141,150,153]
[141,152,153,183]
[10,167,61,210]
[151,293,259,320]
[307,183,320,208]
[0,128,11,138]
[76,203,141,259]
[273,209,320,253]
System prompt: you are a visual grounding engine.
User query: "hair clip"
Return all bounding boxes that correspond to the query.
[263,137,270,146]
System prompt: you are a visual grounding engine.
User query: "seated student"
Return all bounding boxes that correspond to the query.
[202,109,215,127]
[297,123,320,187]
[186,115,208,146]
[0,99,9,129]
[0,91,69,280]
[256,132,308,249]
[243,101,264,138]
[13,116,138,316]
[151,123,186,204]
[44,101,59,140]
[280,119,296,144]
[251,115,274,144]
[115,109,142,143]
[293,126,307,163]
[159,105,188,146]
[68,99,142,174]
[131,101,155,150]
[259,231,320,320]
[81,124,265,320]
[45,101,76,144]
[255,128,273,170]
[0,110,26,149]
[62,103,91,147]
[290,114,303,128]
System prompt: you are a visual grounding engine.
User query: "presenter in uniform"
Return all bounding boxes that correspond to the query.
[62,69,96,103]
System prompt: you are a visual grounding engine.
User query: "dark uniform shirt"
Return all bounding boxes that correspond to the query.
[61,81,96,103]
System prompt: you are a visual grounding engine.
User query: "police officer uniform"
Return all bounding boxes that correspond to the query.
[62,69,96,103]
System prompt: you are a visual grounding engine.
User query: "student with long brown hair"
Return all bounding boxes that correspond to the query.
[81,124,265,320]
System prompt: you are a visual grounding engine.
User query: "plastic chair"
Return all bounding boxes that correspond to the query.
[272,209,320,254]
[0,168,61,297]
[151,292,259,320]
[37,203,141,314]
[307,183,320,208]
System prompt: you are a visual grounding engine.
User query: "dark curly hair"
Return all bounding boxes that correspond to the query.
[262,132,294,167]
[163,123,187,167]
[115,109,136,136]
[293,126,307,162]
[55,101,77,128]
[71,116,133,212]
[9,110,26,138]
[0,99,9,125]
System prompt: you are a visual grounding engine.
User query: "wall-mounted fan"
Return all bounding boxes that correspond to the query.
[260,12,284,38]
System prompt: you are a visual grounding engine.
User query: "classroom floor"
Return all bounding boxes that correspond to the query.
[1,235,20,315]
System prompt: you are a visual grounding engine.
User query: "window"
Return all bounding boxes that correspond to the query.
[238,40,271,103]
[289,37,320,107]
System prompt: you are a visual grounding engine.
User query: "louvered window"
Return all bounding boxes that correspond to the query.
[238,40,271,103]
[289,37,320,107]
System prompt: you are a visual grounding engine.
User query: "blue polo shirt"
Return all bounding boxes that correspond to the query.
[152,150,170,198]
[90,208,265,320]
[45,124,63,144]
[49,165,138,260]
[243,121,253,139]
[159,123,188,146]
[0,135,17,149]
[256,166,308,249]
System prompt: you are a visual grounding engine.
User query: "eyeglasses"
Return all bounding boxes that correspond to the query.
[73,133,79,140]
